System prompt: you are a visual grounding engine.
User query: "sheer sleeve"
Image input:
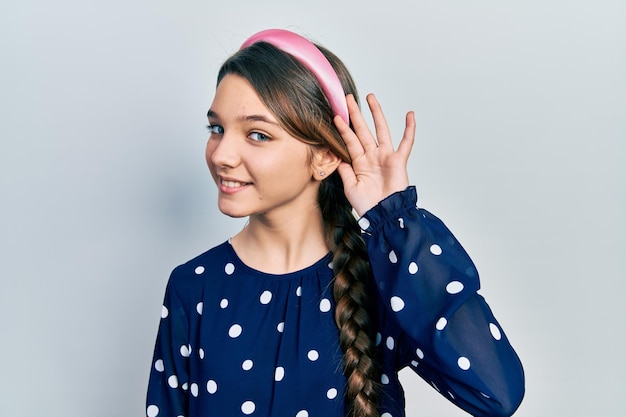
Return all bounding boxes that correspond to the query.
[360,187,525,416]
[146,267,191,417]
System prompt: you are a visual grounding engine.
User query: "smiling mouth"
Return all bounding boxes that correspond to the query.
[221,179,251,188]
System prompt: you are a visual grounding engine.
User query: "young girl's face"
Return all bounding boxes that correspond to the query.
[205,74,320,219]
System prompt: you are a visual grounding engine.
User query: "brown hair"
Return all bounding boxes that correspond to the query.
[217,41,380,417]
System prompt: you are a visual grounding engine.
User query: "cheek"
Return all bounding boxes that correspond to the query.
[262,150,310,180]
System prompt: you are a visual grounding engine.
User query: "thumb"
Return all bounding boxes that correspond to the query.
[336,161,357,191]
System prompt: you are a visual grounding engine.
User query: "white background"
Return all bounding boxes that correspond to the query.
[1,1,624,416]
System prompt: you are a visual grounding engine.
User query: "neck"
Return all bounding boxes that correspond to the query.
[230,202,329,274]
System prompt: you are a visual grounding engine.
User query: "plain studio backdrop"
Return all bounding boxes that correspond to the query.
[1,1,624,416]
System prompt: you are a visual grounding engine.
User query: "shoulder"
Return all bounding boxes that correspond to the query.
[167,241,234,296]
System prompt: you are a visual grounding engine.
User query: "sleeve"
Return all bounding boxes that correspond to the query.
[146,267,191,417]
[360,186,525,417]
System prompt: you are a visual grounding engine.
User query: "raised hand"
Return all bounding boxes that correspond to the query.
[334,93,416,217]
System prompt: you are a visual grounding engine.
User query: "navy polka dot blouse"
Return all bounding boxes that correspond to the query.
[146,187,525,417]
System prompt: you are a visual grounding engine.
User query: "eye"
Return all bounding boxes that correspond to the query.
[206,124,224,135]
[248,132,271,142]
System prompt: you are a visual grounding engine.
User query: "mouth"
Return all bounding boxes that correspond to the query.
[221,179,250,188]
[217,176,252,194]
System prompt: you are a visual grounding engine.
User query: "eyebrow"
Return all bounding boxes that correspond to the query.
[207,109,280,126]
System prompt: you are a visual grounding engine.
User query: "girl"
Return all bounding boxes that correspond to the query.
[146,28,525,417]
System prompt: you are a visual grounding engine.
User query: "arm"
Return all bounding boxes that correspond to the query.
[146,267,190,417]
[334,95,524,416]
[361,187,525,416]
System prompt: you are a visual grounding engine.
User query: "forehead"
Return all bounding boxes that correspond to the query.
[210,74,274,119]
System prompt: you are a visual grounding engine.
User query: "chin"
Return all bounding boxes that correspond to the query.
[220,211,248,219]
[217,202,251,219]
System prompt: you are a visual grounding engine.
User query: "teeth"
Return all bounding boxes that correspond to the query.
[222,180,247,188]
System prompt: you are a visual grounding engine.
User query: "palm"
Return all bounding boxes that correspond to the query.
[334,94,416,217]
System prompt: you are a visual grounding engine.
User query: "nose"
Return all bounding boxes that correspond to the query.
[206,134,240,170]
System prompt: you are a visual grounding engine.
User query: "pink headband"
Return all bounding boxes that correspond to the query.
[240,28,350,124]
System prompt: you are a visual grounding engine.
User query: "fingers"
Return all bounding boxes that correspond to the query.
[396,111,416,159]
[333,114,364,162]
[334,93,415,162]
[366,94,392,149]
[346,94,379,152]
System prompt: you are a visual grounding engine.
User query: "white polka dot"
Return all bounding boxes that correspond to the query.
[146,405,159,417]
[207,379,217,394]
[381,374,390,384]
[194,266,205,275]
[154,359,164,372]
[408,262,419,274]
[242,359,253,371]
[358,217,371,230]
[390,296,405,312]
[275,366,285,381]
[327,387,338,399]
[388,250,398,263]
[327,262,333,269]
[480,392,491,398]
[199,348,205,359]
[381,413,392,417]
[435,317,447,330]
[161,305,168,319]
[241,401,256,415]
[296,411,309,417]
[190,383,199,397]
[411,360,418,367]
[446,281,464,294]
[296,286,302,296]
[430,244,442,255]
[168,375,178,388]
[220,298,229,309]
[196,302,203,315]
[458,356,471,370]
[375,332,382,346]
[416,348,424,359]
[260,290,272,304]
[224,263,235,275]
[448,391,455,399]
[182,382,188,390]
[180,345,191,357]
[398,217,405,228]
[431,381,440,392]
[229,324,242,338]
[489,323,502,340]
[307,350,319,361]
[277,322,284,332]
[319,298,331,312]
[386,336,395,350]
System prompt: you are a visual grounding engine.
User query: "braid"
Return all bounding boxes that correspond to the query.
[319,172,380,417]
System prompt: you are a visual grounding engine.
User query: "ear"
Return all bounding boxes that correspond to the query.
[311,147,342,181]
